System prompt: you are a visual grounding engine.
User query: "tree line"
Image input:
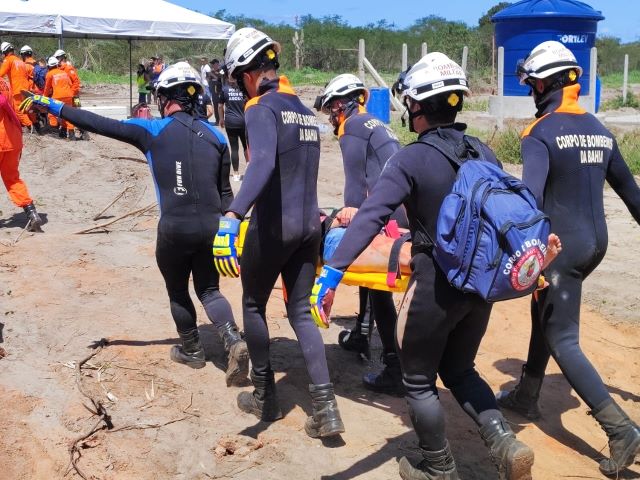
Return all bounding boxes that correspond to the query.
[2,3,638,83]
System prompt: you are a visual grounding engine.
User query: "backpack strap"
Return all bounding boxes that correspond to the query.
[386,231,412,288]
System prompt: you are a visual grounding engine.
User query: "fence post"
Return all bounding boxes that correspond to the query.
[589,47,597,114]
[421,42,427,58]
[497,46,504,130]
[358,39,365,82]
[402,43,407,71]
[623,53,629,105]
[461,46,469,73]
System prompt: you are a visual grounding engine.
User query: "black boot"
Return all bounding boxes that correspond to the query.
[237,369,283,421]
[218,322,249,387]
[591,400,640,477]
[338,289,372,359]
[363,351,405,396]
[479,417,534,480]
[304,383,345,438]
[398,441,460,480]
[170,328,206,369]
[23,203,43,232]
[496,364,543,421]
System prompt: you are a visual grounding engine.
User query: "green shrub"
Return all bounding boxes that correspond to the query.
[617,130,640,175]
[600,91,640,111]
[78,69,130,85]
[488,128,522,164]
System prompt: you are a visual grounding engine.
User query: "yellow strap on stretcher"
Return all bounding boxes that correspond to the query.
[237,219,409,293]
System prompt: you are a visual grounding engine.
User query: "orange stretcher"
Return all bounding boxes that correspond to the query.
[236,219,412,293]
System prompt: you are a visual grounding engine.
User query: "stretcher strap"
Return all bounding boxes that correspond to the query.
[387,231,411,288]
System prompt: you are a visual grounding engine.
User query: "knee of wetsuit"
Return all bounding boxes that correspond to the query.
[440,368,483,398]
[403,373,437,400]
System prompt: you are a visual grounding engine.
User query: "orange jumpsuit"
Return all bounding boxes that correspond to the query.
[60,61,81,97]
[23,57,36,91]
[0,53,32,127]
[44,67,75,132]
[0,78,33,208]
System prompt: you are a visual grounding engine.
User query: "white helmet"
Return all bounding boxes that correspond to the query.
[54,49,66,58]
[320,74,369,111]
[517,41,582,85]
[1,42,14,54]
[47,56,59,68]
[20,45,33,55]
[155,61,202,93]
[402,52,469,103]
[224,27,281,78]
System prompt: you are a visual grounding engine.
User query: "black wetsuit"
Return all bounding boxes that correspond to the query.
[226,76,330,385]
[328,124,505,450]
[220,84,247,173]
[520,84,640,410]
[337,106,404,355]
[59,106,237,335]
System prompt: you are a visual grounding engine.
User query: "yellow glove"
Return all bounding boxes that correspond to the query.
[213,217,241,278]
[19,92,64,116]
[310,265,343,328]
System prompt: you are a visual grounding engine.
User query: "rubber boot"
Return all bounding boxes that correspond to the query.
[218,322,249,387]
[363,351,405,396]
[479,417,534,480]
[304,383,345,438]
[398,441,460,480]
[23,203,43,233]
[237,369,283,421]
[591,400,640,477]
[496,365,543,421]
[170,328,206,369]
[338,289,372,359]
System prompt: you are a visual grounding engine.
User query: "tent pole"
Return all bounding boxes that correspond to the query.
[129,39,133,117]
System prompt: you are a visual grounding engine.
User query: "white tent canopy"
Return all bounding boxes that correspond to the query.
[0,0,235,40]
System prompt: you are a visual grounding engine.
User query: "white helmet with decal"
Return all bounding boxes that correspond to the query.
[517,40,582,85]
[224,27,280,78]
[320,74,369,111]
[402,52,469,103]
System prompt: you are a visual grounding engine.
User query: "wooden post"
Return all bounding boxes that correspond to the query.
[623,53,629,105]
[421,42,427,58]
[461,46,469,73]
[589,47,597,114]
[293,30,300,70]
[497,46,504,130]
[402,43,407,71]
[358,39,365,82]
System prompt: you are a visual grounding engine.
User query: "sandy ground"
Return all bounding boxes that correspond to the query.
[1,83,639,480]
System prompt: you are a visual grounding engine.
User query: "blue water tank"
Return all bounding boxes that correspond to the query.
[492,0,604,96]
[367,87,391,124]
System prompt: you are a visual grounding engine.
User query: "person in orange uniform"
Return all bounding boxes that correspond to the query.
[0,42,33,130]
[19,46,39,128]
[53,49,81,99]
[19,46,36,91]
[0,77,42,231]
[44,56,75,139]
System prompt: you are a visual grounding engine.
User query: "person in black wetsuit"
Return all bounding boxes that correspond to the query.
[218,74,247,181]
[316,73,406,395]
[496,40,640,478]
[310,53,535,480]
[213,28,344,438]
[20,62,249,387]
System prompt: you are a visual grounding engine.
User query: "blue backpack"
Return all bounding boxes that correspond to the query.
[33,64,47,90]
[417,133,550,302]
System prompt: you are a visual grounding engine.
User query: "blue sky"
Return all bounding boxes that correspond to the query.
[168,0,638,43]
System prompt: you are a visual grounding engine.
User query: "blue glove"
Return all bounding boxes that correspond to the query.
[213,217,241,278]
[310,265,344,328]
[19,92,64,116]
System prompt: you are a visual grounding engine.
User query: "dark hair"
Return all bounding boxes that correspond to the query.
[210,58,219,65]
[418,90,465,125]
